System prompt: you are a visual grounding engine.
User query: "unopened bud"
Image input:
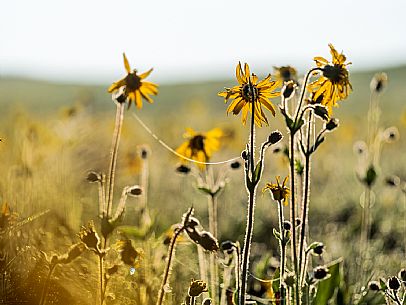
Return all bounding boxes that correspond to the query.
[268,131,283,145]
[283,221,292,231]
[313,105,329,121]
[282,81,296,100]
[388,276,401,290]
[368,281,380,291]
[370,73,388,94]
[313,266,329,280]
[325,118,339,131]
[230,161,241,169]
[176,165,191,174]
[127,186,142,196]
[86,171,101,183]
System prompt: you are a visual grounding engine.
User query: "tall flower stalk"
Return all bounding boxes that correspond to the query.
[219,62,281,305]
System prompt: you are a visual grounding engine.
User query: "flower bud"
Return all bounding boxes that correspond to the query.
[313,266,329,280]
[230,161,241,169]
[385,175,400,188]
[199,231,219,252]
[86,171,101,183]
[368,281,380,291]
[283,221,292,231]
[282,81,296,100]
[202,298,213,305]
[284,273,295,287]
[325,118,339,131]
[388,276,401,290]
[127,185,142,196]
[176,165,191,174]
[312,243,325,256]
[221,241,235,253]
[370,73,388,94]
[112,87,127,104]
[313,105,329,121]
[268,131,283,145]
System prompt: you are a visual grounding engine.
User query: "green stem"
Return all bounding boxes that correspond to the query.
[298,112,313,285]
[106,102,125,218]
[293,68,320,124]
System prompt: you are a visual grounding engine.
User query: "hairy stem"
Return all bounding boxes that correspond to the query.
[298,112,313,285]
[208,194,219,302]
[156,227,184,305]
[278,200,286,305]
[239,97,256,305]
[99,255,104,305]
[106,103,125,218]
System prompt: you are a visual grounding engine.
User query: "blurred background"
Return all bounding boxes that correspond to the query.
[0,1,405,304]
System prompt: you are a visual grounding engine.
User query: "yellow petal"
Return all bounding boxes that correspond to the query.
[123,53,131,74]
[108,78,126,93]
[244,63,250,80]
[139,68,153,79]
[135,90,143,109]
[236,62,245,84]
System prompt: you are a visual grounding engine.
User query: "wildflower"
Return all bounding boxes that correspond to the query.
[274,66,298,83]
[308,44,352,114]
[188,279,208,297]
[175,127,222,170]
[78,221,101,253]
[263,176,290,205]
[117,239,141,267]
[218,62,281,127]
[108,53,158,109]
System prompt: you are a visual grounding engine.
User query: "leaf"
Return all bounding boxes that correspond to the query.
[197,186,213,196]
[312,258,343,305]
[272,268,280,293]
[356,290,386,305]
[273,228,281,241]
[253,161,263,184]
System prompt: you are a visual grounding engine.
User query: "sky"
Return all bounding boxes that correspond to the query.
[1,0,406,84]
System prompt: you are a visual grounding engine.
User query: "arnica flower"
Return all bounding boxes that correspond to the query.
[108,53,158,109]
[263,176,290,205]
[175,127,222,170]
[218,62,281,127]
[307,44,352,114]
[274,66,298,83]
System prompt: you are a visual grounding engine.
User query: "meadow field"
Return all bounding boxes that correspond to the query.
[0,54,405,305]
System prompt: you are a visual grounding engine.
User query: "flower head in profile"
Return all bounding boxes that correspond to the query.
[307,44,352,114]
[263,176,290,205]
[218,62,281,127]
[108,53,158,109]
[175,128,222,170]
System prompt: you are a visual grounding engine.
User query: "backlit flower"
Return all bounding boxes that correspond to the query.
[307,44,352,114]
[108,53,158,109]
[218,62,281,127]
[263,176,290,204]
[175,128,222,170]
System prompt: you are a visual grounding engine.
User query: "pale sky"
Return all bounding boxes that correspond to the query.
[1,0,406,84]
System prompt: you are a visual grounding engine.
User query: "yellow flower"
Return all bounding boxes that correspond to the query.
[175,127,222,170]
[307,44,352,113]
[273,66,298,83]
[108,53,158,109]
[263,176,290,205]
[218,62,281,127]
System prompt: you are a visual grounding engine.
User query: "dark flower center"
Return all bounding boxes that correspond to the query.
[323,64,346,84]
[242,83,258,102]
[125,73,142,91]
[190,135,205,152]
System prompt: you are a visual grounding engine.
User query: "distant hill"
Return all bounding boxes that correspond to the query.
[1,66,405,120]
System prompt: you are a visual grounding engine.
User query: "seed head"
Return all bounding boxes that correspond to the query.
[78,221,101,253]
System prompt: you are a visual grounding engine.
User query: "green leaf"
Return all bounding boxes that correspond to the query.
[272,268,280,293]
[356,290,386,305]
[312,259,343,305]
[197,186,213,196]
[273,228,281,241]
[253,161,263,184]
[116,225,148,238]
